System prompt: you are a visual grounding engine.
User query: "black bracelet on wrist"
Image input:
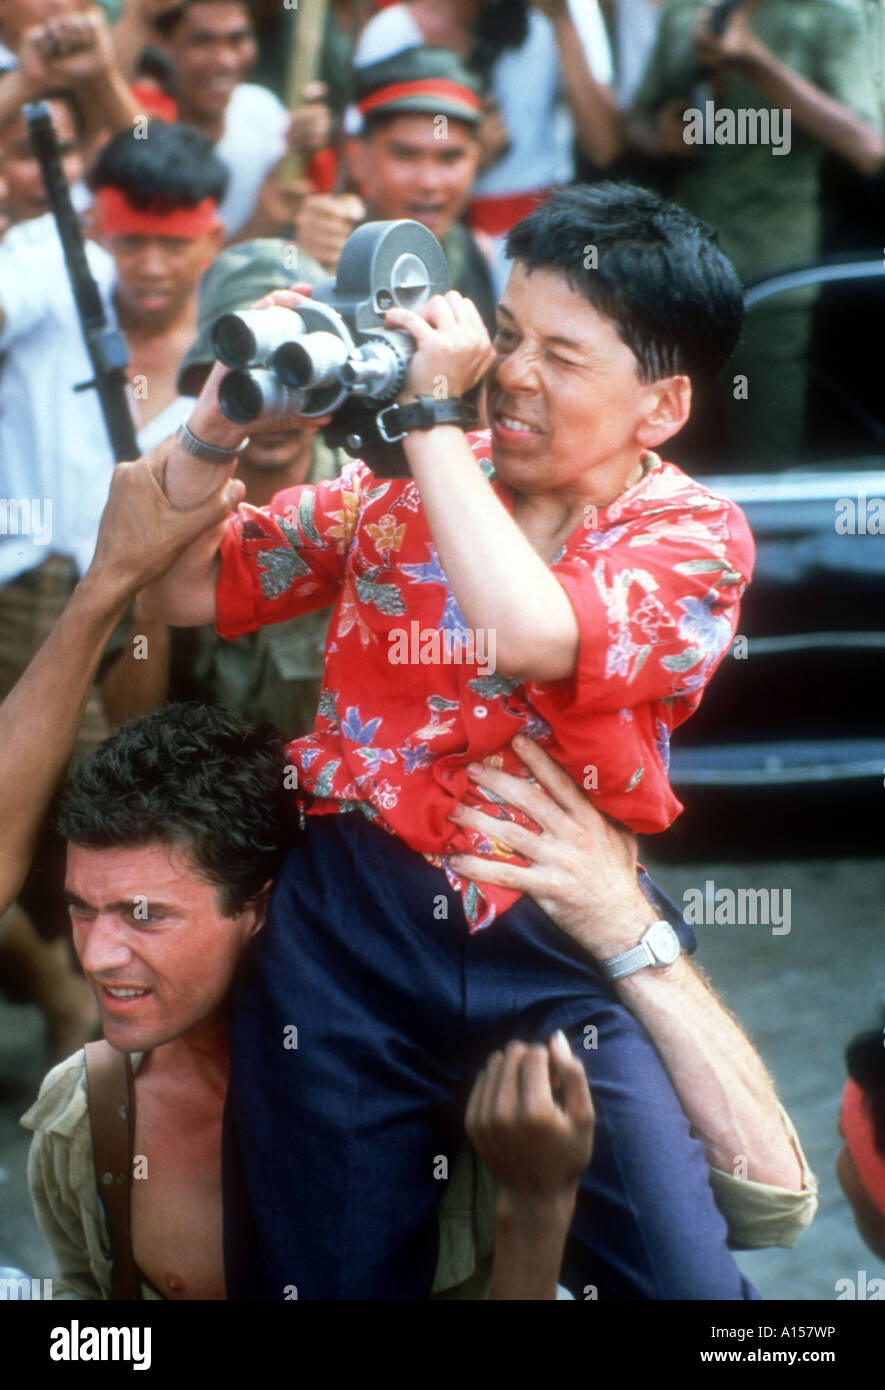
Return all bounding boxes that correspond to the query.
[376,395,479,444]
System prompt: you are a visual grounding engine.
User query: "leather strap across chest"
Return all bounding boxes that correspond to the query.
[84,1040,143,1301]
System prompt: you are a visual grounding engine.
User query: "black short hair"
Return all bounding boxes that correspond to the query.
[505,182,744,384]
[56,703,297,915]
[846,1013,885,1157]
[90,120,228,209]
[153,0,254,38]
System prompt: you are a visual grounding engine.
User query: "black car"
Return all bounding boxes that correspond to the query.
[661,259,885,854]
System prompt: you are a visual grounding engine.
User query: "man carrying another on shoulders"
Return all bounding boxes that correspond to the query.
[22,709,815,1299]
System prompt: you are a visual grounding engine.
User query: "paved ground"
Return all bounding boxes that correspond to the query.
[640,849,885,1301]
[1,849,883,1300]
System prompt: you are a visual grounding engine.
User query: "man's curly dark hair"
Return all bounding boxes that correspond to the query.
[56,703,298,915]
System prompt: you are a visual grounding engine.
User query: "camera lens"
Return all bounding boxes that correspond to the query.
[212,307,305,368]
[274,332,348,389]
[212,315,257,369]
[219,369,308,424]
[218,369,263,422]
[275,341,315,388]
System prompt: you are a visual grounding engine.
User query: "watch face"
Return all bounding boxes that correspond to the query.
[646,920,681,966]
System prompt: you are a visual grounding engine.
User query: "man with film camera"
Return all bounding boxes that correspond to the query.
[140,181,807,1299]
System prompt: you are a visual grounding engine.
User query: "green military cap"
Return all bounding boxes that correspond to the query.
[177,238,327,395]
[354,46,485,128]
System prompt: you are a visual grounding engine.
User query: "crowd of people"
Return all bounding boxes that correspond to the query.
[0,0,883,1302]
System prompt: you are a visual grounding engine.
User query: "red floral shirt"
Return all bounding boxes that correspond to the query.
[216,431,755,929]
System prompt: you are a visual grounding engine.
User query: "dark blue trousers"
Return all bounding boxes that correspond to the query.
[227,812,758,1300]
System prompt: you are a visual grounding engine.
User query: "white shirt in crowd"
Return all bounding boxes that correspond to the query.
[354,1,614,195]
[214,83,290,237]
[0,215,187,586]
[608,0,664,108]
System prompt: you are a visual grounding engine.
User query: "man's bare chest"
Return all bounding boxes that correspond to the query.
[131,1081,226,1300]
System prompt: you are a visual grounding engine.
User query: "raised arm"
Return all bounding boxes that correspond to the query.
[695,9,885,176]
[0,442,242,916]
[138,364,249,625]
[384,291,580,682]
[140,286,331,627]
[10,14,139,137]
[534,0,623,167]
[449,734,806,1193]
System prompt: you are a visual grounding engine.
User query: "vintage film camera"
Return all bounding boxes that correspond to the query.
[211,220,469,478]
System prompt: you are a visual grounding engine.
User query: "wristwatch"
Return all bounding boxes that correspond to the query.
[376,395,479,444]
[176,420,249,464]
[600,919,681,982]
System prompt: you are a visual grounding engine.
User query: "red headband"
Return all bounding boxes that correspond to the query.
[94,188,221,239]
[357,79,482,117]
[841,1078,885,1217]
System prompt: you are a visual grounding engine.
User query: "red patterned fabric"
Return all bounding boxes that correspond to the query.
[216,431,754,929]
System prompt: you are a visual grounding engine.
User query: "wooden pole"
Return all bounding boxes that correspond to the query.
[277,0,331,183]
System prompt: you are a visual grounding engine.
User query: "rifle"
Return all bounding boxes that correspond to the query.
[25,101,138,463]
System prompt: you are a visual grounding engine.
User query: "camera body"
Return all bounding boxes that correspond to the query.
[211,220,451,477]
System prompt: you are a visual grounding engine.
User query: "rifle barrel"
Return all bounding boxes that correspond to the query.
[25,102,138,464]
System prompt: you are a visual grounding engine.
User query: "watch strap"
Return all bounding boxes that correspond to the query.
[601,919,678,982]
[376,395,479,444]
[602,939,655,982]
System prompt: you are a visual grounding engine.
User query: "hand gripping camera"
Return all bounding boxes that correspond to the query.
[211,220,465,477]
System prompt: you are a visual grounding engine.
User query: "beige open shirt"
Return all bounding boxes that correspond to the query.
[21,1049,818,1300]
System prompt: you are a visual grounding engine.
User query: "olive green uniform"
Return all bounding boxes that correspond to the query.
[634,0,878,464]
[441,220,498,338]
[849,0,885,130]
